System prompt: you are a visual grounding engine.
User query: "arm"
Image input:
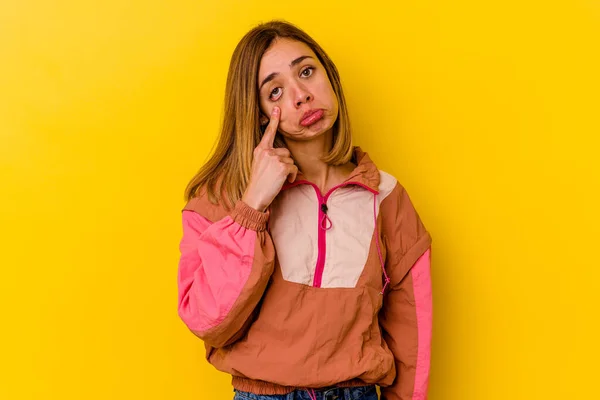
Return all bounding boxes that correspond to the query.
[177,199,275,348]
[378,183,433,400]
[379,247,432,400]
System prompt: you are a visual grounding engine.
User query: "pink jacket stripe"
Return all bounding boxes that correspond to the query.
[411,247,432,400]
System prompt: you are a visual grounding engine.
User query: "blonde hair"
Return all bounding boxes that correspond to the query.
[184,20,353,206]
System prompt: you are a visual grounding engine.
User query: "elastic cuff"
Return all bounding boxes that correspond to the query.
[231,200,270,231]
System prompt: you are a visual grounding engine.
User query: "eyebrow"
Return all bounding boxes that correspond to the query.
[259,55,314,91]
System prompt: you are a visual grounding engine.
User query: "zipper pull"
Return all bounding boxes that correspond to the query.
[320,203,332,230]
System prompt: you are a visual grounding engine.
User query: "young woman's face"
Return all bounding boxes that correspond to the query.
[257,38,339,141]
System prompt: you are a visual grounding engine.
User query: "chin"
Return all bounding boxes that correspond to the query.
[286,128,332,142]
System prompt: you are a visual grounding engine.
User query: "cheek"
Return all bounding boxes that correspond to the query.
[259,100,270,116]
[279,104,295,122]
[278,117,292,132]
[316,80,337,106]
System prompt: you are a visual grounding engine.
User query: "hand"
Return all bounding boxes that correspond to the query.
[242,107,298,212]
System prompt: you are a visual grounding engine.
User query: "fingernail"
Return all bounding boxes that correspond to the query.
[273,107,280,115]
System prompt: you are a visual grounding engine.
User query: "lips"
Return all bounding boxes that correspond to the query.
[299,109,324,127]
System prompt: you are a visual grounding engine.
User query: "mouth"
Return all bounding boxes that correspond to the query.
[299,109,325,127]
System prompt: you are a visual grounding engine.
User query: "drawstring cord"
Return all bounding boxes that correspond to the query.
[306,388,317,400]
[373,193,390,294]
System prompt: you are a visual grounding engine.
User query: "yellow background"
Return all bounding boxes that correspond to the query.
[1,1,599,399]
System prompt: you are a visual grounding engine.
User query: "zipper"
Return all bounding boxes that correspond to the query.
[314,188,327,287]
[282,180,378,288]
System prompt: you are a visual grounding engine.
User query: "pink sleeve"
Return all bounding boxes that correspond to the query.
[380,247,432,400]
[177,200,275,348]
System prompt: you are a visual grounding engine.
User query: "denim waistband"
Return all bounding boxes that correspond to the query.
[234,384,377,400]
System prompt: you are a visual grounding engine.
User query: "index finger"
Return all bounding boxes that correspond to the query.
[258,107,280,149]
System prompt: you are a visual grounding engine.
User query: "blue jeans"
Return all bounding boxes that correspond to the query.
[233,385,378,400]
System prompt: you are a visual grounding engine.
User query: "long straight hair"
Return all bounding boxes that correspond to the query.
[184,20,353,207]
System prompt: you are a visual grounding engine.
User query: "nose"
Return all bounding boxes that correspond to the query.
[292,82,312,108]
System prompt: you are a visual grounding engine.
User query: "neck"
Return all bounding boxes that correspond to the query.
[284,129,354,194]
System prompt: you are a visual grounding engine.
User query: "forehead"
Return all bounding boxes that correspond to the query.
[258,39,316,77]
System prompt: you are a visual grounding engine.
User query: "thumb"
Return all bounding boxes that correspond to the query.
[287,165,298,183]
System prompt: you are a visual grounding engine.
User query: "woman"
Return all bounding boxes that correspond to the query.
[177,20,433,400]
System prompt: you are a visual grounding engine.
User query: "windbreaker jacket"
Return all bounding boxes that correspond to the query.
[177,147,433,400]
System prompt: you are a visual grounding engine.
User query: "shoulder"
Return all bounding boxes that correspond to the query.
[377,170,415,208]
[377,169,428,234]
[182,186,231,223]
[377,170,399,201]
[377,170,432,274]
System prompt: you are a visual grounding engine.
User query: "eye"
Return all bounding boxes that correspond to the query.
[301,67,314,77]
[269,87,282,101]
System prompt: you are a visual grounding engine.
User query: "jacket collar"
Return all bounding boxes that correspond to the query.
[290,146,380,194]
